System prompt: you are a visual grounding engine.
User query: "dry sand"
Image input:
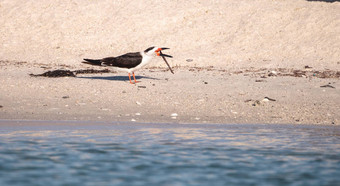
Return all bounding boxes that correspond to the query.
[0,0,339,125]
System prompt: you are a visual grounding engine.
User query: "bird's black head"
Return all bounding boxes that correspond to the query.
[144,46,156,53]
[143,46,172,58]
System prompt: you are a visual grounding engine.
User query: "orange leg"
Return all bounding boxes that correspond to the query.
[128,73,134,84]
[132,72,140,83]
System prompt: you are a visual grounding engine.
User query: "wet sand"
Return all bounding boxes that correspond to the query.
[0,62,339,125]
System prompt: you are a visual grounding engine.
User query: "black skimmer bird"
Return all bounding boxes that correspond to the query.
[82,46,173,84]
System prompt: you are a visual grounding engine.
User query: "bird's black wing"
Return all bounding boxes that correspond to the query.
[102,52,143,69]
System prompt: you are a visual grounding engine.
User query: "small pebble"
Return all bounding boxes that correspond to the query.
[231,110,238,114]
[131,119,136,122]
[268,71,277,77]
[262,98,269,102]
[136,101,142,105]
[135,113,141,116]
[171,113,178,117]
[197,99,205,102]
[264,97,276,101]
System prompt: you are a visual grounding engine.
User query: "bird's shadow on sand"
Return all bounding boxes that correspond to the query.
[77,75,160,82]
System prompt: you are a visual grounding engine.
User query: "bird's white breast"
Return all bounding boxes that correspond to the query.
[132,52,153,71]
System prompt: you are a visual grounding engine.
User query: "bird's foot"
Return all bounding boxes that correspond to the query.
[129,81,141,84]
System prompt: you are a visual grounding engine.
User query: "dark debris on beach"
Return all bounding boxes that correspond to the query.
[236,68,340,79]
[282,69,340,79]
[185,66,340,79]
[30,70,76,77]
[30,69,112,78]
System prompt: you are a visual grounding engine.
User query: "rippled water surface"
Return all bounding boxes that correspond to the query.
[0,121,339,186]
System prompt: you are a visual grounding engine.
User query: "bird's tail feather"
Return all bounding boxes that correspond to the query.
[82,59,102,66]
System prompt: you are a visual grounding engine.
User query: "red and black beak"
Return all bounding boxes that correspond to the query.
[155,48,173,58]
[155,47,174,74]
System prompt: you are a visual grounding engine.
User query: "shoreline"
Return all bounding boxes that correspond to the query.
[1,119,339,128]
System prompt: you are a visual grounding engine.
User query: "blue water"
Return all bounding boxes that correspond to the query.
[0,121,339,186]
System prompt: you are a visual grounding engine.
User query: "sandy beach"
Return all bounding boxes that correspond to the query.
[0,0,339,125]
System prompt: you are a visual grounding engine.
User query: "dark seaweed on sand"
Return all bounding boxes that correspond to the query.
[30,70,76,77]
[30,69,111,78]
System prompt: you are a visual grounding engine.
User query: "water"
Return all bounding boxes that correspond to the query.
[0,121,339,186]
